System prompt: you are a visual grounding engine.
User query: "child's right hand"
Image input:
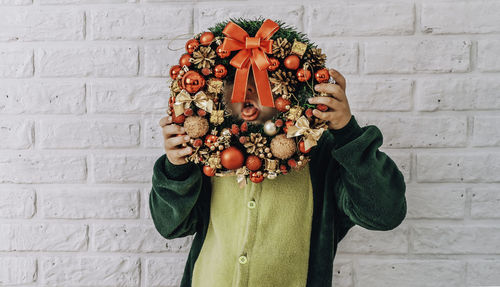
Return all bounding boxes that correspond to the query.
[158,115,192,165]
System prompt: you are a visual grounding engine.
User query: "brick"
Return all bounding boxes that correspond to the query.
[0,0,32,4]
[415,77,500,111]
[364,39,471,74]
[309,3,414,36]
[41,188,139,219]
[347,79,412,112]
[472,116,500,146]
[412,225,500,254]
[357,115,467,148]
[0,120,33,149]
[478,40,500,72]
[332,260,353,287]
[337,225,408,254]
[0,155,86,183]
[0,48,33,78]
[42,0,134,3]
[0,188,35,218]
[0,223,87,251]
[406,187,465,219]
[144,42,189,77]
[142,188,152,219]
[0,9,83,41]
[42,256,140,286]
[356,260,464,287]
[145,255,189,287]
[421,2,500,34]
[144,115,165,149]
[416,153,500,183]
[92,223,192,252]
[0,81,85,114]
[90,81,169,113]
[470,188,500,219]
[90,7,191,40]
[92,154,157,183]
[467,260,500,286]
[0,258,36,285]
[308,40,359,74]
[196,4,304,31]
[38,119,140,148]
[39,46,138,77]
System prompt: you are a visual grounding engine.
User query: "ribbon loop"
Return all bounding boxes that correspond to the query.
[221,19,280,107]
[174,89,214,116]
[286,116,326,151]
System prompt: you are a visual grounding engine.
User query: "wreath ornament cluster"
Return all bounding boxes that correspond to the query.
[167,18,334,187]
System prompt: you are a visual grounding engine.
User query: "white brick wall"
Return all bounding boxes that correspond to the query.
[0,0,498,286]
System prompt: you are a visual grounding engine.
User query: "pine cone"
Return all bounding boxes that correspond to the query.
[269,69,298,96]
[192,46,216,69]
[303,47,327,69]
[272,38,292,59]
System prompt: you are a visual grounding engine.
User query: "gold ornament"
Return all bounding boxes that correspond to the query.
[303,47,327,69]
[174,89,214,116]
[206,78,224,95]
[272,37,292,59]
[244,133,268,155]
[207,154,222,169]
[265,158,279,172]
[187,147,209,164]
[286,115,326,151]
[269,69,297,96]
[210,110,224,125]
[191,46,216,69]
[171,79,181,93]
[291,39,307,58]
[286,105,304,122]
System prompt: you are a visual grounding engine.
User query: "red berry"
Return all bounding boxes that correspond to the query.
[183,108,193,116]
[203,165,216,177]
[305,108,313,118]
[239,136,247,144]
[231,124,240,135]
[172,114,185,124]
[283,120,294,133]
[197,109,207,117]
[280,164,288,175]
[299,140,311,153]
[193,139,202,147]
[249,171,264,183]
[317,104,328,112]
[288,159,297,168]
[240,121,248,132]
[275,119,283,127]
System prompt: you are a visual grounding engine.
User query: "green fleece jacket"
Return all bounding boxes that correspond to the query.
[149,115,407,287]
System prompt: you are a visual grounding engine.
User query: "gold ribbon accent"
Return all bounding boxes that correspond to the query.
[286,115,326,151]
[173,89,214,116]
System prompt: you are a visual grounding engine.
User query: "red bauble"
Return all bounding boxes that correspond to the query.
[315,68,330,83]
[288,158,297,168]
[283,120,294,133]
[220,146,244,170]
[197,109,207,117]
[267,57,280,71]
[284,55,300,70]
[169,65,182,80]
[305,108,313,118]
[199,32,215,46]
[280,164,288,175]
[201,68,212,76]
[181,71,205,93]
[179,53,192,67]
[216,44,230,58]
[274,97,291,112]
[296,68,311,82]
[203,165,216,177]
[214,64,227,78]
[205,134,218,147]
[246,155,262,171]
[240,121,248,132]
[193,139,203,147]
[275,119,283,127]
[172,114,185,124]
[299,140,311,153]
[231,124,240,135]
[185,39,199,54]
[249,172,264,183]
[183,108,193,116]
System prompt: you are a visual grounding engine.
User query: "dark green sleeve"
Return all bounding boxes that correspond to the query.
[329,115,407,231]
[149,154,207,239]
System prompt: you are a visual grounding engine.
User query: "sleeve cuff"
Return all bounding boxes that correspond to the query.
[162,154,196,181]
[327,115,364,149]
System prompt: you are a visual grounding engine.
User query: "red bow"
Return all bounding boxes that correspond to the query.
[221,19,279,107]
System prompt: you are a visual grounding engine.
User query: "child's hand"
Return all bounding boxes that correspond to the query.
[307,68,352,130]
[159,115,193,165]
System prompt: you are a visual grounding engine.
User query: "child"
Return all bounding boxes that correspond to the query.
[150,68,407,287]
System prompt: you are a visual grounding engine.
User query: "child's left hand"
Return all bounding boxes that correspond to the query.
[307,68,352,130]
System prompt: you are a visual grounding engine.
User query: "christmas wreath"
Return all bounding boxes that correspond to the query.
[167,17,335,186]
